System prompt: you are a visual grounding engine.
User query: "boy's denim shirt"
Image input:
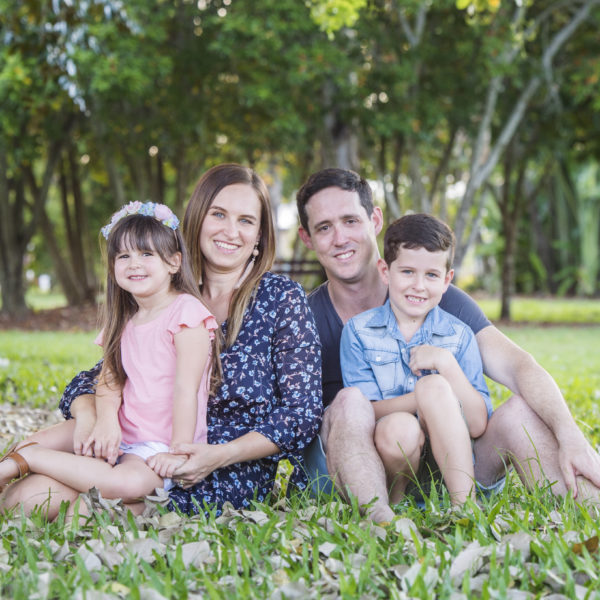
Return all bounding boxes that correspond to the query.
[340,300,492,418]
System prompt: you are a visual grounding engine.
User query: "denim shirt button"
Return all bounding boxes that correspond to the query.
[375,355,381,362]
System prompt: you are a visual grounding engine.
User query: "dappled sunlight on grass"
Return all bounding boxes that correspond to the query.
[477,296,600,323]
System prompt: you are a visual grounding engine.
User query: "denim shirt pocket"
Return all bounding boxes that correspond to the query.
[364,349,400,394]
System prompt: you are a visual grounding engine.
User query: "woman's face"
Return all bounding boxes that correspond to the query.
[200,183,262,275]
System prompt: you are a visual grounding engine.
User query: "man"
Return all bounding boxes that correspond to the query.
[297,167,600,522]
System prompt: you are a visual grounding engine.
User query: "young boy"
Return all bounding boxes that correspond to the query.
[340,213,492,505]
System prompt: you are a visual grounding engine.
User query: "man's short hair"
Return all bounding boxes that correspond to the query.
[384,213,455,270]
[296,168,374,232]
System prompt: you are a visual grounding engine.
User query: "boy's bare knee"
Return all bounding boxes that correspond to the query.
[374,413,424,461]
[415,374,458,418]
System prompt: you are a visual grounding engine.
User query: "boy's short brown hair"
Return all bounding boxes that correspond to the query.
[383,213,455,270]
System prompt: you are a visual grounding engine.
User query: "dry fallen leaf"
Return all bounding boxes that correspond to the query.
[499,532,533,561]
[393,517,421,541]
[181,541,213,568]
[270,579,313,600]
[84,539,124,569]
[125,538,166,563]
[399,561,439,592]
[318,541,337,558]
[572,535,598,555]
[76,546,102,573]
[449,541,491,584]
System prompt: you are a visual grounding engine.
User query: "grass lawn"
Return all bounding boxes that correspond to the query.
[1,318,600,597]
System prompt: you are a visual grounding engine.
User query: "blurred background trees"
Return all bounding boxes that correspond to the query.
[1,0,599,319]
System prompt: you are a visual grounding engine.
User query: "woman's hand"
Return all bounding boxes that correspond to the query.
[170,442,229,486]
[83,415,122,465]
[73,411,96,456]
[146,452,187,479]
[70,394,97,456]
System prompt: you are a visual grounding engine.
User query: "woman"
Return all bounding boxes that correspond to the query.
[1,164,322,517]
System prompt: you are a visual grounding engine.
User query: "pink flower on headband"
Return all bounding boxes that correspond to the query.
[154,204,172,221]
[126,201,143,214]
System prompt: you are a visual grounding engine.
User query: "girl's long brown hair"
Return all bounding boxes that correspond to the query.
[101,213,222,393]
[183,164,275,347]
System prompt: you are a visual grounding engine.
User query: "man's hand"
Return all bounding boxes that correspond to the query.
[409,345,452,376]
[146,452,187,479]
[557,430,600,498]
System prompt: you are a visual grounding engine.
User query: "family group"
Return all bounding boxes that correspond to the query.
[2,164,599,523]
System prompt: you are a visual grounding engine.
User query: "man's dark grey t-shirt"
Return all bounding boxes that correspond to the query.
[307,283,492,407]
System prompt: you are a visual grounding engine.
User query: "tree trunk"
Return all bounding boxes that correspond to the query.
[24,165,86,306]
[320,80,359,170]
[0,164,28,316]
[499,149,518,321]
[68,146,97,302]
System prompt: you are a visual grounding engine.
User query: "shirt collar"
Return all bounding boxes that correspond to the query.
[366,299,456,343]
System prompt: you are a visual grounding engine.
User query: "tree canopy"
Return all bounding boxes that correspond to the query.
[1,0,599,318]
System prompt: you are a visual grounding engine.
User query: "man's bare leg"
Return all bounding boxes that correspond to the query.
[322,387,394,522]
[474,395,600,503]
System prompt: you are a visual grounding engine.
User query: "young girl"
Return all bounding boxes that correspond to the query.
[0,201,219,500]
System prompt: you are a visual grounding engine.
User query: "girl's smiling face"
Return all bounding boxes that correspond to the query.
[114,239,181,301]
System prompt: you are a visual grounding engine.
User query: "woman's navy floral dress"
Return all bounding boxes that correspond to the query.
[60,272,322,514]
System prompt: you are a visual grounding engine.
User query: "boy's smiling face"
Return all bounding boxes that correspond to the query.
[378,245,453,327]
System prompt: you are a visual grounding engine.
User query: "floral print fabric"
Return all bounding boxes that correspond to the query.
[60,272,322,514]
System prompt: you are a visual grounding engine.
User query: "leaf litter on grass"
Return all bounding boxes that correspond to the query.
[2,481,600,598]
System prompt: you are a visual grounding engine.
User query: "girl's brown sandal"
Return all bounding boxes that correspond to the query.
[0,441,38,479]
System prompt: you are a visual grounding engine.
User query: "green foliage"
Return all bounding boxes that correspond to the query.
[307,0,367,35]
[0,332,100,407]
[1,469,600,596]
[2,0,600,315]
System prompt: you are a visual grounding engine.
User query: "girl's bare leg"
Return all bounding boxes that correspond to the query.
[0,473,80,519]
[0,421,78,486]
[4,445,163,502]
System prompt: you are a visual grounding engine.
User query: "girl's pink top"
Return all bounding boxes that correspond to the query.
[97,293,217,445]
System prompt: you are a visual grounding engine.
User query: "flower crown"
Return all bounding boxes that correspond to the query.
[101,201,180,239]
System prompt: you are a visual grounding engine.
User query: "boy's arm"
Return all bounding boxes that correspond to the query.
[147,324,210,478]
[340,321,417,419]
[410,335,490,438]
[371,393,417,420]
[340,321,385,402]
